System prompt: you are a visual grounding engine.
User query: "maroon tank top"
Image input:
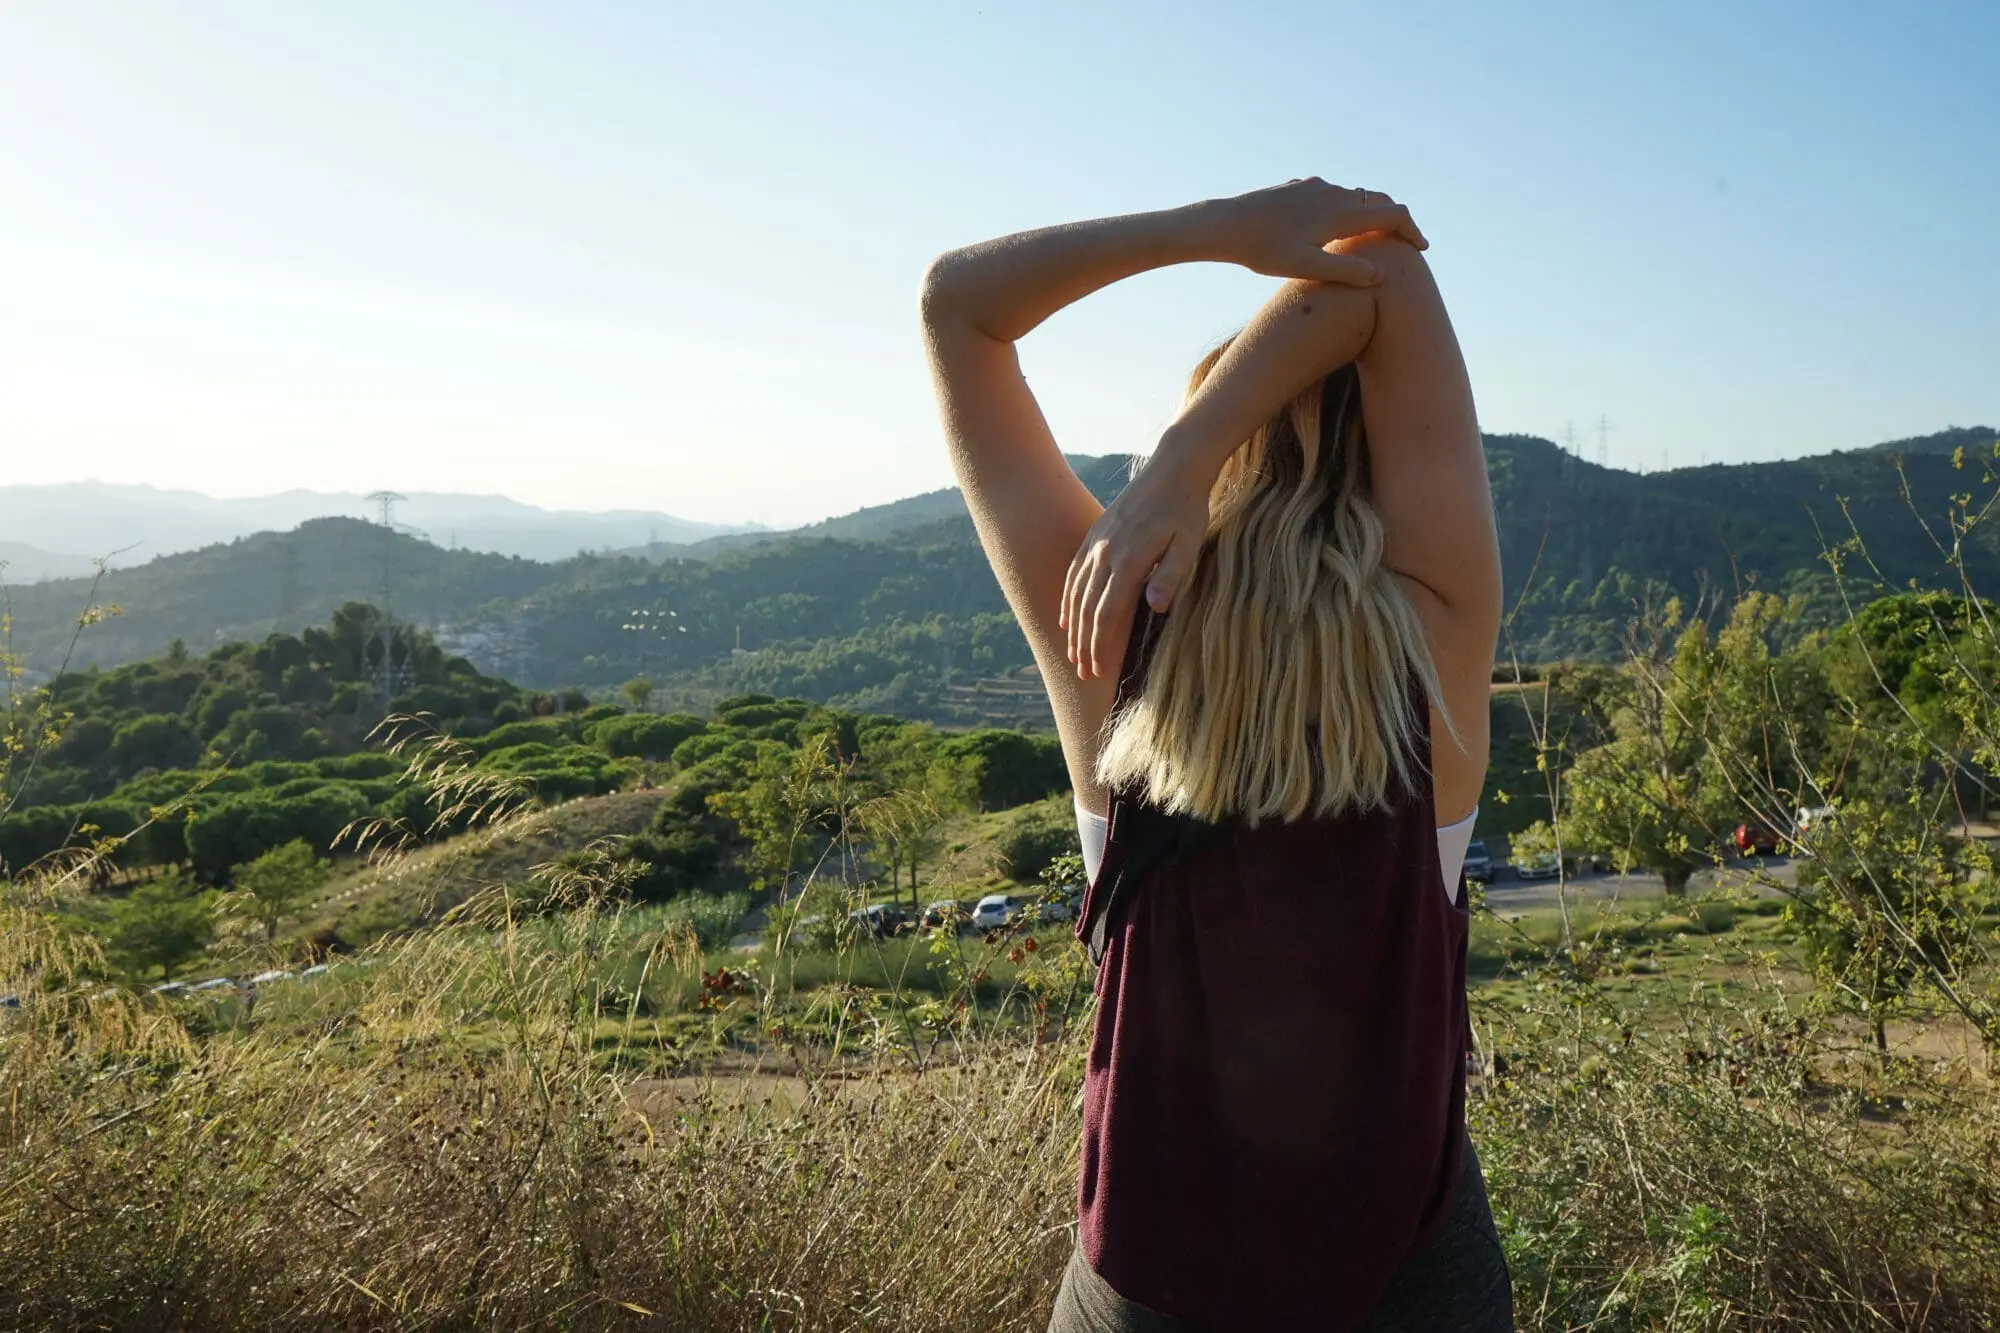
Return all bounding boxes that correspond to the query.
[1073,605,1472,1330]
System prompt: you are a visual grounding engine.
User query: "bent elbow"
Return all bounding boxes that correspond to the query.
[917,250,968,326]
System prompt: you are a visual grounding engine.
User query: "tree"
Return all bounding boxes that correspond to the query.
[1563,607,1749,895]
[101,873,217,981]
[230,838,328,943]
[110,714,201,774]
[709,734,862,896]
[1790,789,1988,1063]
[860,724,979,906]
[620,676,656,713]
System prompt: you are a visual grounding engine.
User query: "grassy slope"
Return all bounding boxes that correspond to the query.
[298,788,667,950]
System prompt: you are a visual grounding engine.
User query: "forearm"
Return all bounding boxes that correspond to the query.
[1152,273,1379,482]
[920,200,1232,343]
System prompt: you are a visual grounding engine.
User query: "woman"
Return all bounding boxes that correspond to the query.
[921,179,1507,1332]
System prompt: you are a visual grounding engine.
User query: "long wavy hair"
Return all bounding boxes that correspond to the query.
[1094,344,1443,825]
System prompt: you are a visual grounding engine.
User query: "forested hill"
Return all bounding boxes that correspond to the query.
[1489,425,2000,657]
[4,518,576,674]
[8,427,1996,719]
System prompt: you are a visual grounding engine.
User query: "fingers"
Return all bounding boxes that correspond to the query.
[1060,548,1079,635]
[1082,563,1126,680]
[1337,184,1427,250]
[1347,202,1426,250]
[1145,533,1196,614]
[1302,250,1387,287]
[1062,546,1089,668]
[1064,542,1107,675]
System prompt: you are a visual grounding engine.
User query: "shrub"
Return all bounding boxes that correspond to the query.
[996,797,1079,884]
[650,890,751,949]
[467,719,574,756]
[939,728,1067,809]
[622,828,722,902]
[592,712,706,761]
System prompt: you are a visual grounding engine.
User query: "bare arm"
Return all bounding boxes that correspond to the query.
[919,205,1248,803]
[1064,234,1499,820]
[921,180,1423,805]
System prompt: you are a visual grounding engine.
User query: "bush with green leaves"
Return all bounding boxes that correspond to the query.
[475,742,632,803]
[620,828,723,903]
[995,797,1080,884]
[939,728,1067,809]
[591,711,706,761]
[649,890,751,949]
[93,872,218,981]
[228,839,330,944]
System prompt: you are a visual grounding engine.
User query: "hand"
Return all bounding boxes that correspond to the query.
[1061,455,1212,680]
[1212,177,1427,286]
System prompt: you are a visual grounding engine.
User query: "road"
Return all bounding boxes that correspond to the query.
[1479,856,1798,917]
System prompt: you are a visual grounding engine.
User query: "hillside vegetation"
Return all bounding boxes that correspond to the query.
[11,431,1996,724]
[7,561,2000,1327]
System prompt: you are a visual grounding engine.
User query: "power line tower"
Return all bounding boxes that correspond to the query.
[364,490,407,622]
[1595,415,1613,469]
[367,490,405,530]
[1561,420,1577,486]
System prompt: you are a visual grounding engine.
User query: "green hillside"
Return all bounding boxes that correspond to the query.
[5,517,576,673]
[9,429,1997,720]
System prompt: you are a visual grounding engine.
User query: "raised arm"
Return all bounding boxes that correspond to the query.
[921,181,1424,802]
[1063,232,1499,820]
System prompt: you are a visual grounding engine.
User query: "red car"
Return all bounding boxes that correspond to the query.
[1733,822,1780,856]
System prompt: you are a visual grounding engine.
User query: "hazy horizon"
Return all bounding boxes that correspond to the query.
[11,415,2000,542]
[3,3,1995,526]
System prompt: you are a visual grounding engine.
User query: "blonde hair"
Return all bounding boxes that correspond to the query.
[1094,346,1443,825]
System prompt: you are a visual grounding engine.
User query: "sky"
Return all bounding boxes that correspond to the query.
[1,1,1995,529]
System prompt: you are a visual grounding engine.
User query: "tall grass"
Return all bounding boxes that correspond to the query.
[1,862,1084,1330]
[9,550,2000,1329]
[7,843,2000,1328]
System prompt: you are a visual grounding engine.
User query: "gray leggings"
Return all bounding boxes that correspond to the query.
[1048,1141,1513,1333]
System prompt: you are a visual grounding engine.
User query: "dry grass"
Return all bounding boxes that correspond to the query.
[1,879,1079,1331]
[5,823,1999,1330]
[302,788,667,947]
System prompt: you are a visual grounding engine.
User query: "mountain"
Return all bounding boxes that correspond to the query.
[5,518,575,673]
[10,429,1998,721]
[0,541,96,583]
[0,482,760,570]
[1859,425,1999,457]
[608,455,1135,559]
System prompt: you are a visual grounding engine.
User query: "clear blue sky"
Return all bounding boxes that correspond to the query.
[2,1,1994,527]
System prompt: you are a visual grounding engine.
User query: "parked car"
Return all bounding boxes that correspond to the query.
[921,899,965,930]
[247,969,297,986]
[1733,822,1782,856]
[191,977,238,993]
[848,903,912,938]
[1033,888,1084,923]
[149,981,190,997]
[971,893,1029,932]
[1462,838,1493,883]
[1510,848,1561,880]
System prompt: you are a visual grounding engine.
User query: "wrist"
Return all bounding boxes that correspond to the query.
[1170,197,1240,264]
[1148,419,1233,492]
